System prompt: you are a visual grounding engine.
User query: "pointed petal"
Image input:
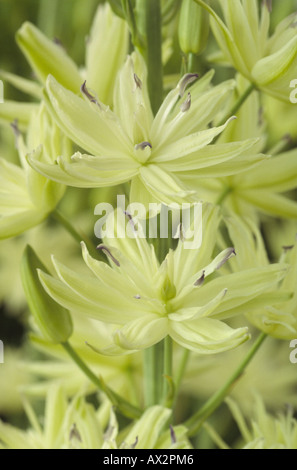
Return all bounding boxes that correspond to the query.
[0,101,38,129]
[114,316,168,350]
[16,22,82,92]
[28,147,138,188]
[241,150,297,192]
[139,165,197,204]
[168,288,227,322]
[172,204,221,293]
[0,210,45,239]
[152,117,236,163]
[241,190,297,219]
[86,3,129,105]
[169,318,249,354]
[159,138,260,171]
[45,75,131,156]
[0,70,42,98]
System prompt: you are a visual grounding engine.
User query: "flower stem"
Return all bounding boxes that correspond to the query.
[140,0,163,114]
[174,348,190,399]
[143,340,164,407]
[51,209,98,259]
[217,83,255,127]
[185,332,267,436]
[162,336,173,404]
[62,341,142,419]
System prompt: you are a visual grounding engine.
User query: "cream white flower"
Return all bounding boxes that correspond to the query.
[37,205,287,356]
[28,51,266,205]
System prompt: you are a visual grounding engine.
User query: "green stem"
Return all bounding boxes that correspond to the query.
[51,209,98,259]
[175,348,190,395]
[144,340,164,407]
[187,53,198,74]
[217,83,255,127]
[162,336,173,404]
[185,332,267,437]
[38,0,59,37]
[142,0,163,114]
[62,341,142,419]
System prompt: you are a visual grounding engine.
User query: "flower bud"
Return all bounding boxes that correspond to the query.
[21,245,73,344]
[178,0,209,55]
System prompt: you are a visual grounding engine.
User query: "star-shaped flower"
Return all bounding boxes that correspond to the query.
[199,0,297,102]
[0,104,66,239]
[37,205,287,356]
[28,52,266,206]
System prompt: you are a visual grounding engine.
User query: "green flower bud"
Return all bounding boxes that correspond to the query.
[178,0,209,55]
[21,245,73,344]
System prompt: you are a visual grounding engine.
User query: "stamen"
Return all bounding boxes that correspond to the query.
[134,73,142,89]
[194,270,205,287]
[53,37,64,49]
[135,141,152,151]
[131,436,138,449]
[124,210,137,233]
[282,245,294,252]
[180,92,191,113]
[170,425,176,444]
[97,244,120,267]
[179,73,199,98]
[69,423,82,443]
[216,248,236,270]
[262,0,272,13]
[104,424,115,441]
[173,223,185,242]
[81,80,99,106]
[10,119,20,138]
[10,119,21,149]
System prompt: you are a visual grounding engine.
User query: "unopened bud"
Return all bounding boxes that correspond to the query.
[178,0,209,55]
[21,245,73,344]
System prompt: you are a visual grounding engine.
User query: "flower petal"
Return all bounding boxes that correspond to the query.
[169,318,249,354]
[45,75,131,157]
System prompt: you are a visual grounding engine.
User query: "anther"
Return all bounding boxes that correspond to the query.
[131,436,138,449]
[10,119,20,138]
[170,425,176,444]
[262,0,272,13]
[97,244,120,267]
[194,270,205,287]
[180,92,191,112]
[216,248,236,270]
[81,81,99,105]
[135,141,152,151]
[69,423,82,443]
[179,73,199,97]
[134,73,142,89]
